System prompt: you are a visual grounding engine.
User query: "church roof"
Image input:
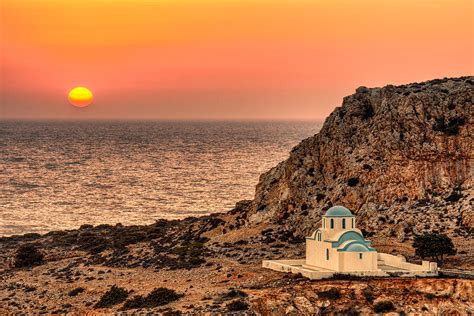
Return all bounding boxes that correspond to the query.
[338,241,375,252]
[324,205,354,217]
[329,229,365,244]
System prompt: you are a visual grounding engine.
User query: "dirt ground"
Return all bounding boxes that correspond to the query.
[1,244,473,315]
[0,217,472,314]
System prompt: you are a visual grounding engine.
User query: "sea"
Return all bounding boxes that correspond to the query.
[0,120,321,236]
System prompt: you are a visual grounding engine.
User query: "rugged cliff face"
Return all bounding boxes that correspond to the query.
[245,77,473,241]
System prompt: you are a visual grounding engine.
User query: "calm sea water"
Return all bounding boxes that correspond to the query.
[0,120,321,236]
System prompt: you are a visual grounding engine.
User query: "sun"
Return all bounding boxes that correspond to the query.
[68,87,93,107]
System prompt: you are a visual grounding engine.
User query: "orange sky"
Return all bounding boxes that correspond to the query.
[1,0,473,119]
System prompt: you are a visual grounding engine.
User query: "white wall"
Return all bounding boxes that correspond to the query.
[306,239,319,266]
[306,239,339,271]
[339,251,378,272]
[377,253,438,272]
[320,216,356,240]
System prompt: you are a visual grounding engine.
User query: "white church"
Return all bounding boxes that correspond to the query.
[263,205,438,279]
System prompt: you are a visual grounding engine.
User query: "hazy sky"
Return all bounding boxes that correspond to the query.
[1,0,473,120]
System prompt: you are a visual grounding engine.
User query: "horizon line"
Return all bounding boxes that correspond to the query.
[0,117,325,122]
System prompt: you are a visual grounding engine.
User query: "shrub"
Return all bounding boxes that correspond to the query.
[373,301,395,313]
[445,191,463,202]
[360,102,374,119]
[362,288,375,303]
[432,116,466,136]
[77,233,110,254]
[221,289,248,300]
[68,287,85,297]
[316,193,326,202]
[318,288,341,300]
[14,244,44,268]
[347,177,359,187]
[362,164,373,171]
[172,242,206,268]
[121,295,146,309]
[226,299,249,311]
[22,233,41,240]
[413,233,456,264]
[94,285,129,309]
[122,287,182,310]
[425,293,436,300]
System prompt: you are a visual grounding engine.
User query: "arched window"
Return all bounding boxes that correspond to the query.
[323,219,325,228]
[352,218,355,228]
[317,232,321,241]
[359,253,363,259]
[342,218,346,229]
[326,249,329,260]
[330,219,334,229]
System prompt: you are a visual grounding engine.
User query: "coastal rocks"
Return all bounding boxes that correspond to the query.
[251,278,473,315]
[244,77,473,243]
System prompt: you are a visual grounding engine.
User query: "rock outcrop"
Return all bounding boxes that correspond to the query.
[244,77,473,241]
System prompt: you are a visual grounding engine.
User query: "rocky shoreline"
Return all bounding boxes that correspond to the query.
[1,76,473,314]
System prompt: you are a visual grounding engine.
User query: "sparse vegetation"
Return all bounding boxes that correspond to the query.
[432,116,466,135]
[77,232,110,254]
[94,285,129,309]
[318,288,341,300]
[68,287,85,297]
[226,299,249,311]
[221,289,248,300]
[373,301,395,313]
[362,288,375,303]
[172,242,206,268]
[362,164,373,171]
[347,177,359,187]
[14,244,44,268]
[121,287,182,310]
[445,191,463,202]
[316,193,326,202]
[425,293,436,300]
[361,102,374,119]
[413,233,456,264]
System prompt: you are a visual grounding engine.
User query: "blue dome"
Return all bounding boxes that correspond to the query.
[342,243,371,252]
[324,205,353,217]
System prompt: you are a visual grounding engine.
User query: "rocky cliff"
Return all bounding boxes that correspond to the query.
[244,77,473,242]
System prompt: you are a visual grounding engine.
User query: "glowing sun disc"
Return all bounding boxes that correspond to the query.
[68,87,93,107]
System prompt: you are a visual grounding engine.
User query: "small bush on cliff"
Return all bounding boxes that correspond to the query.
[77,232,110,254]
[432,116,466,135]
[94,285,129,309]
[221,289,248,300]
[226,299,249,311]
[318,288,341,300]
[445,191,463,202]
[14,244,44,268]
[347,177,359,187]
[373,301,395,313]
[362,288,375,303]
[121,287,182,310]
[413,233,456,265]
[68,287,85,297]
[172,242,206,268]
